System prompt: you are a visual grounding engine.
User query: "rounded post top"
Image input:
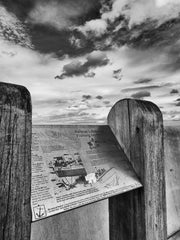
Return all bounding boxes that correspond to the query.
[108,98,163,122]
[0,82,31,113]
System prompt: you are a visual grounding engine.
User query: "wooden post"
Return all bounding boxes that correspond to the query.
[0,82,32,240]
[108,99,167,240]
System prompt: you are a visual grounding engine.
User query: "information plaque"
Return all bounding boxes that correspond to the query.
[31,125,142,221]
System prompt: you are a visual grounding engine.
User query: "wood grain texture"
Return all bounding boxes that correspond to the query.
[164,126,180,237]
[108,98,167,240]
[31,199,109,240]
[0,82,32,240]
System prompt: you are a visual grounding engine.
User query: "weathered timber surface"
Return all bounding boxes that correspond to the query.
[31,199,109,240]
[0,82,32,240]
[108,99,167,240]
[164,126,180,237]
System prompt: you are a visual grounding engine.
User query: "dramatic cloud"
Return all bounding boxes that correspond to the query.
[131,91,151,99]
[27,0,101,30]
[57,51,109,78]
[1,0,180,124]
[74,0,180,56]
[0,1,100,57]
[2,0,35,20]
[101,0,180,27]
[134,78,153,84]
[0,5,32,48]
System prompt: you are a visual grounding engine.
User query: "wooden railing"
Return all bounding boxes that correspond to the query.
[1,82,178,240]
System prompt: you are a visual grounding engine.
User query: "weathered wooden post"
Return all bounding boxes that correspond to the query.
[0,82,32,240]
[108,99,167,240]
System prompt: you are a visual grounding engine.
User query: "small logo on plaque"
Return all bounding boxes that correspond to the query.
[33,205,47,219]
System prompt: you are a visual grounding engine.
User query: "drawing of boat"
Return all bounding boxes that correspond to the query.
[53,153,87,177]
[56,166,87,177]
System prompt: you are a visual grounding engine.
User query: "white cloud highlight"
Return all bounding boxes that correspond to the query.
[77,19,107,36]
[102,0,180,27]
[156,0,180,7]
[28,0,98,30]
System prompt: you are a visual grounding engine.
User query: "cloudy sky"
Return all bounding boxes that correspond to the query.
[0,0,180,124]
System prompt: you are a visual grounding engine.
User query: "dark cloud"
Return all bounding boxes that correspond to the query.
[29,26,95,57]
[3,0,180,62]
[112,19,180,75]
[134,78,153,84]
[1,0,101,55]
[131,91,151,99]
[3,0,180,65]
[82,95,92,100]
[96,95,103,100]
[0,4,32,48]
[103,100,110,105]
[61,60,88,78]
[175,102,180,107]
[176,98,180,102]
[126,19,180,49]
[122,85,166,92]
[2,0,35,19]
[57,51,109,79]
[113,68,122,80]
[2,0,101,22]
[75,2,180,66]
[170,89,179,94]
[54,75,64,80]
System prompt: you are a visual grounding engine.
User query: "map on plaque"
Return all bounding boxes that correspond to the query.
[31,125,142,221]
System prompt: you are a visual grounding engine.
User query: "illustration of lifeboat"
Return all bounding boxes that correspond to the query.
[53,154,87,177]
[56,166,87,177]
